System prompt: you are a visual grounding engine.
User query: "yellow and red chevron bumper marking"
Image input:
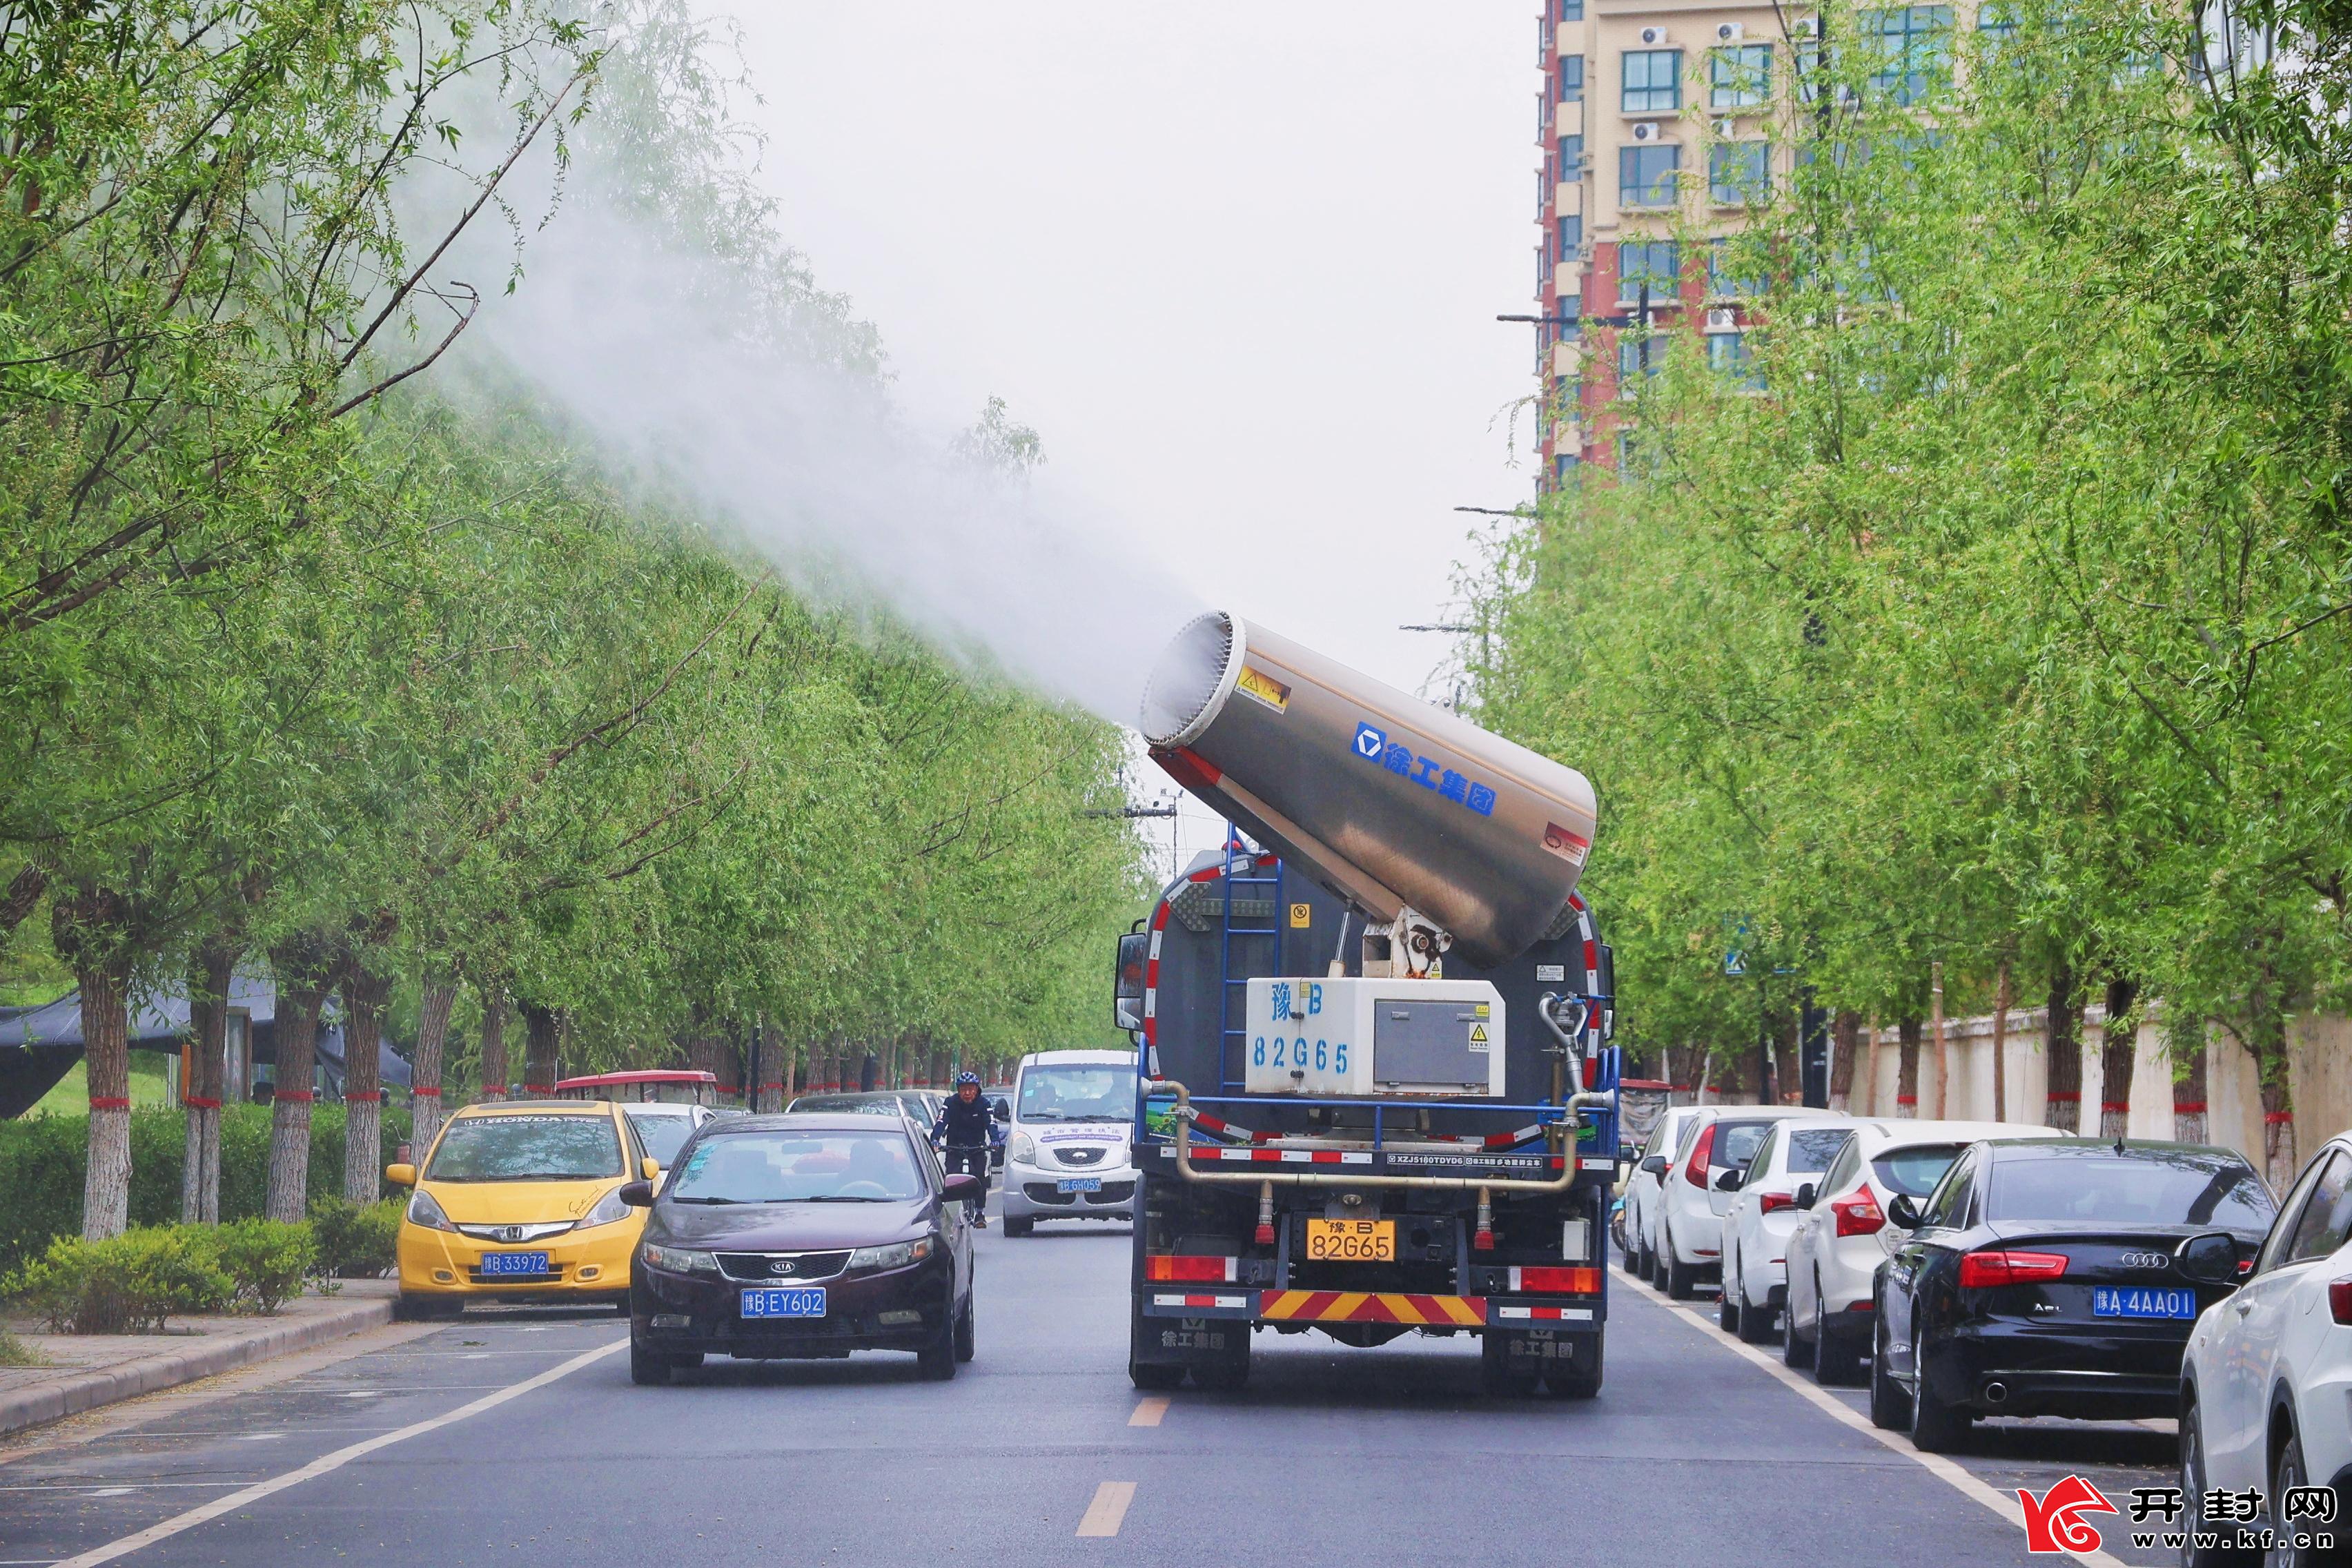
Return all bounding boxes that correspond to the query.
[1257,1291,1486,1327]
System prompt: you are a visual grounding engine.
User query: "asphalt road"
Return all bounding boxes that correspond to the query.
[0,1222,2182,1568]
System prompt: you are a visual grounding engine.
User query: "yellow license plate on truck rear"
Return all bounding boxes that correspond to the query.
[1304,1219,1395,1262]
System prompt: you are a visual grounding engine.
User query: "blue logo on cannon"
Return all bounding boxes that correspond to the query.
[1352,722,1386,759]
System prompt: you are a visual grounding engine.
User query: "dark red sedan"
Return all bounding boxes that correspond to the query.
[620,1112,981,1384]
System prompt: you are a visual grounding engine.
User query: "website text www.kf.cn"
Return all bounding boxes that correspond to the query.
[2018,1476,2338,1556]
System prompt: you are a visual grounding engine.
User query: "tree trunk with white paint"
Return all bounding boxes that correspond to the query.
[411,976,457,1151]
[182,939,238,1224]
[341,961,391,1202]
[266,936,337,1223]
[1827,1011,1859,1114]
[55,885,137,1239]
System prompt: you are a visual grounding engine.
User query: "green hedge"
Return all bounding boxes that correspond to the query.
[0,1105,411,1275]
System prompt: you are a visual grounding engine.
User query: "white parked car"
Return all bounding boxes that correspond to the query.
[1717,1117,1857,1344]
[2180,1133,2352,1562]
[999,1049,1139,1237]
[1624,1105,1703,1282]
[1780,1118,2058,1383]
[621,1101,725,1172]
[1654,1104,1836,1300]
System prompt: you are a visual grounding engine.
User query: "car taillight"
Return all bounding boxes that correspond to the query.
[1758,1192,1793,1215]
[1832,1185,1885,1237]
[1683,1124,1717,1189]
[2330,1280,2352,1325]
[1958,1250,2069,1289]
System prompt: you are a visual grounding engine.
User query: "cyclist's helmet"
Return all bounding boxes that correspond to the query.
[957,1071,981,1087]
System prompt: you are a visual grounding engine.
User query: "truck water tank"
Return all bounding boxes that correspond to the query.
[1138,610,1598,970]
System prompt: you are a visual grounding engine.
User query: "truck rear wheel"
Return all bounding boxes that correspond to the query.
[1546,1332,1603,1399]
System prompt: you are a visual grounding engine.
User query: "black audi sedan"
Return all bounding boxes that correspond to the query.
[1871,1138,2275,1451]
[620,1113,980,1384]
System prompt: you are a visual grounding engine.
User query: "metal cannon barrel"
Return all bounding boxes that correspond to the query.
[1138,610,1598,969]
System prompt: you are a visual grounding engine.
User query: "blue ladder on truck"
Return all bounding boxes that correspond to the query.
[1216,827,1284,1092]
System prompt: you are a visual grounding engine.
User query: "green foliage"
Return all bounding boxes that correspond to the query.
[1473,0,2352,1088]
[0,1326,41,1365]
[0,1106,406,1273]
[209,1219,317,1313]
[3,1228,233,1334]
[308,1197,402,1281]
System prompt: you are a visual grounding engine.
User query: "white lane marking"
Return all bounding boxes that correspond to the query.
[1621,1267,2124,1568]
[1128,1398,1169,1429]
[85,1489,133,1498]
[234,1434,282,1442]
[1075,1480,1136,1538]
[49,1336,625,1568]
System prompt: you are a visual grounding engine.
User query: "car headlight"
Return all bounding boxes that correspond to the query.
[849,1236,936,1272]
[406,1188,457,1232]
[1010,1132,1036,1164]
[640,1242,719,1275]
[577,1185,634,1231]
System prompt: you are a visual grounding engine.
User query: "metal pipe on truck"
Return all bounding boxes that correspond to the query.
[1138,610,1598,970]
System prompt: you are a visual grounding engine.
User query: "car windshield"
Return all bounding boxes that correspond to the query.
[1786,1129,1851,1174]
[427,1115,622,1182]
[1988,1149,2278,1229]
[1872,1143,1970,1199]
[1017,1065,1134,1122]
[1713,1119,1776,1169]
[625,1110,696,1167]
[668,1129,926,1203]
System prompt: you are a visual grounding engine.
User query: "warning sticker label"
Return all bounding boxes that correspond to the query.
[1467,1023,1491,1054]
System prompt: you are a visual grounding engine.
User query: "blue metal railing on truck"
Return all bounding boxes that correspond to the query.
[1215,828,1283,1092]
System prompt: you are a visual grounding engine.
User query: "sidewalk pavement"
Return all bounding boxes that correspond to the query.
[0,1278,396,1438]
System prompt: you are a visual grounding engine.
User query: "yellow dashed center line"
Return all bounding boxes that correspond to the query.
[1128,1397,1170,1428]
[1077,1480,1137,1538]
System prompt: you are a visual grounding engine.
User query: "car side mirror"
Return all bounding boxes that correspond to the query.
[992,1101,1010,1122]
[943,1173,983,1202]
[384,1163,417,1188]
[1794,1182,1817,1211]
[1715,1168,1743,1192]
[1640,1155,1668,1177]
[618,1179,656,1207]
[641,1156,660,1181]
[1886,1193,1923,1230]
[2176,1231,2241,1284]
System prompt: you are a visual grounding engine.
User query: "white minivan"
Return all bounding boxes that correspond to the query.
[999,1049,1140,1237]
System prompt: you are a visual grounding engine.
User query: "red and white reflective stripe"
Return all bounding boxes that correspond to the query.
[1190,1147,1371,1164]
[1188,1110,1280,1145]
[1153,1293,1251,1310]
[1496,1304,1596,1322]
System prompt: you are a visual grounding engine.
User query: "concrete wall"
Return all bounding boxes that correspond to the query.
[1845,1008,2352,1183]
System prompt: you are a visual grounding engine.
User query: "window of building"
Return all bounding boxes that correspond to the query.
[1558,213,1583,257]
[1709,141,1771,204]
[1859,6,1954,105]
[1558,0,1584,20]
[1618,144,1680,208]
[1558,54,1585,103]
[1707,237,1769,297]
[1618,333,1669,381]
[1707,331,1767,390]
[1621,49,1681,112]
[1554,451,1580,484]
[1617,239,1678,305]
[1560,133,1585,174]
[1709,44,1772,107]
[1977,2,2019,46]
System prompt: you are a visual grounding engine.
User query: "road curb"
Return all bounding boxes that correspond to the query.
[0,1297,394,1439]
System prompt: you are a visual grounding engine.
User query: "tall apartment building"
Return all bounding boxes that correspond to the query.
[1537,1,1999,487]
[1533,0,1801,484]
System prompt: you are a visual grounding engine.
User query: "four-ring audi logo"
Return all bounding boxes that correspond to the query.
[2118,1251,2169,1269]
[768,1258,798,1276]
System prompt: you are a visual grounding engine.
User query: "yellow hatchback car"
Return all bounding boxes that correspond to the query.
[386,1099,658,1318]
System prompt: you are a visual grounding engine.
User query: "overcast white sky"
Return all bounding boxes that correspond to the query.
[707,4,1542,875]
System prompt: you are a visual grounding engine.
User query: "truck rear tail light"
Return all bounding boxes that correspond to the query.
[1758,1192,1793,1215]
[1683,1124,1717,1189]
[2329,1280,2352,1325]
[1957,1250,2068,1288]
[1516,1266,1602,1293]
[1831,1185,1884,1237]
[1145,1255,1233,1283]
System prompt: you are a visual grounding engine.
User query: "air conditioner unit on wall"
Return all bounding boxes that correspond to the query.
[1705,307,1738,332]
[1793,16,1819,37]
[1638,25,1671,46]
[1631,121,1664,142]
[1716,21,1745,41]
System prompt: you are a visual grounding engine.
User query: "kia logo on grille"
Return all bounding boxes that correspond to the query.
[769,1259,797,1276]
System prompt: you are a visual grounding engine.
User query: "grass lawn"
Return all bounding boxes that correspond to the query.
[26,1052,179,1117]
